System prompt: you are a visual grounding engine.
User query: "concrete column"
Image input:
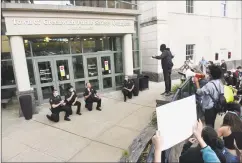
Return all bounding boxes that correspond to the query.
[10,36,31,92]
[123,34,133,76]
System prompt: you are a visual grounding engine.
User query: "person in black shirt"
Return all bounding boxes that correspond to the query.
[221,59,227,74]
[122,76,134,102]
[84,82,102,111]
[65,85,81,115]
[152,44,174,96]
[46,89,71,122]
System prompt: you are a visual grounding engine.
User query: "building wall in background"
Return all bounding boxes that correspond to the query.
[139,1,242,81]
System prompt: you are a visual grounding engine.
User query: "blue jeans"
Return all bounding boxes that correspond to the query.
[224,149,240,163]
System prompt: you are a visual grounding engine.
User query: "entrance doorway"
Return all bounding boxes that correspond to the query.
[84,53,115,92]
[34,57,73,102]
[34,53,116,103]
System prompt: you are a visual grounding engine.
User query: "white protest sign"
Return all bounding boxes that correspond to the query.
[156,95,197,151]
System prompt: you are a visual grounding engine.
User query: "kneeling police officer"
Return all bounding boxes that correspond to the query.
[65,85,82,115]
[46,89,71,122]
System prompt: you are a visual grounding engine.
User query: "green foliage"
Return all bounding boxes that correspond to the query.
[122,150,129,158]
[150,111,157,128]
[171,83,182,93]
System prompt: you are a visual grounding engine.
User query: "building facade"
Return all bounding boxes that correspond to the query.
[139,1,242,82]
[1,0,141,104]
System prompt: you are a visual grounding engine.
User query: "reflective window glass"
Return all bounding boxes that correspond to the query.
[70,38,82,54]
[32,38,70,56]
[82,38,96,53]
[115,75,124,87]
[114,52,123,73]
[27,59,35,85]
[113,37,122,51]
[1,36,11,60]
[75,81,85,93]
[24,39,31,57]
[1,60,15,86]
[72,56,85,79]
[1,88,16,100]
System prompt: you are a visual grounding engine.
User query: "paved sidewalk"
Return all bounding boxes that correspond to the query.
[2,81,180,162]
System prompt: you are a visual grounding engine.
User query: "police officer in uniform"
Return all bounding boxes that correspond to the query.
[65,85,81,115]
[84,82,102,111]
[122,76,134,102]
[46,89,71,122]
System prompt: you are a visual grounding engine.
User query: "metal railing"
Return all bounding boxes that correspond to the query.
[3,0,138,10]
[147,76,196,163]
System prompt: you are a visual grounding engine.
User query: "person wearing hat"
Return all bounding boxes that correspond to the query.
[65,85,81,115]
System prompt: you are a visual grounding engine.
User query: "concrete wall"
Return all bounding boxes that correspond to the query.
[139,1,242,82]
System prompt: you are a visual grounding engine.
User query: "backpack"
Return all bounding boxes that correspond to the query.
[208,82,227,114]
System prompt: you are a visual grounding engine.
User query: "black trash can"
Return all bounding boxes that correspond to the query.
[139,75,149,91]
[19,95,33,120]
[131,77,140,96]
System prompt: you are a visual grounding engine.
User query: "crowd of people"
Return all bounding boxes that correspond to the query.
[152,56,242,162]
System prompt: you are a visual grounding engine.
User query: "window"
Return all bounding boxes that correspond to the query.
[221,0,226,17]
[186,44,195,60]
[114,52,123,73]
[70,38,82,54]
[186,0,194,13]
[1,60,15,86]
[26,59,35,85]
[31,38,70,56]
[72,56,85,79]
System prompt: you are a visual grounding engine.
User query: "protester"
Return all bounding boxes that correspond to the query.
[152,131,162,163]
[221,59,227,75]
[152,44,174,96]
[179,119,226,163]
[122,76,134,102]
[65,85,82,115]
[46,89,71,122]
[84,82,102,111]
[194,65,224,128]
[217,111,242,163]
[199,57,208,73]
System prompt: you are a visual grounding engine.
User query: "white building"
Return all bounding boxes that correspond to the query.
[139,1,242,81]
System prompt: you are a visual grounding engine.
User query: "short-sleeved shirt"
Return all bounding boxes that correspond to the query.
[49,95,62,108]
[84,87,97,101]
[123,79,134,89]
[65,91,77,105]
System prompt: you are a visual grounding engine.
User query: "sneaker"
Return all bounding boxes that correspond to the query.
[96,107,102,111]
[161,92,167,95]
[165,92,172,96]
[64,117,71,121]
[76,112,82,115]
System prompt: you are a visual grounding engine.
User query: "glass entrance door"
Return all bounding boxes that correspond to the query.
[84,54,115,91]
[35,58,73,103]
[54,58,73,98]
[100,55,115,91]
[85,56,100,91]
[35,59,56,102]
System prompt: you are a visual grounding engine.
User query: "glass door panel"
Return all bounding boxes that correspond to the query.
[55,59,70,81]
[103,77,112,89]
[100,56,112,75]
[37,61,53,84]
[87,57,98,77]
